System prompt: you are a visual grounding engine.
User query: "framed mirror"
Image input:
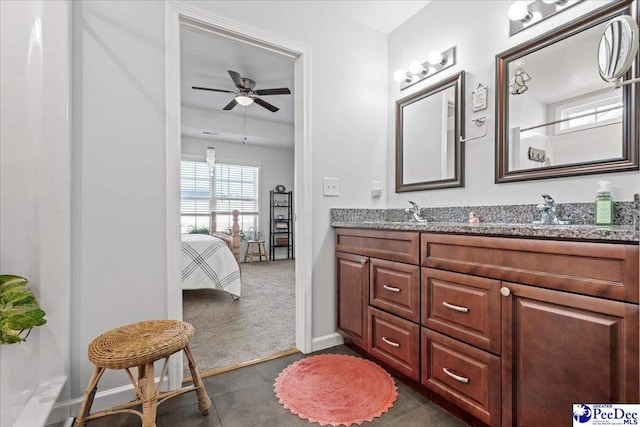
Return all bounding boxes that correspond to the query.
[496,0,638,183]
[396,71,464,192]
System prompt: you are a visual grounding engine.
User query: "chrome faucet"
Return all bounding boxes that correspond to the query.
[405,201,426,222]
[534,194,569,225]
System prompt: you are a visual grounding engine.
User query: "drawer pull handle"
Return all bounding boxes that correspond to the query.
[383,285,401,293]
[442,301,469,313]
[382,337,400,347]
[442,367,469,384]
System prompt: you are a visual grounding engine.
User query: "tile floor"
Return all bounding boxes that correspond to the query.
[86,345,468,426]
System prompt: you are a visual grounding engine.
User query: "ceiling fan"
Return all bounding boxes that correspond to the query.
[192,70,291,113]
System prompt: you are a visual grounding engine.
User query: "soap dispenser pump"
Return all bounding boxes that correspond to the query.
[595,180,614,226]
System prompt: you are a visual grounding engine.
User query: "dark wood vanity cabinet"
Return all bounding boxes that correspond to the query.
[336,228,639,427]
[501,282,638,427]
[336,251,370,350]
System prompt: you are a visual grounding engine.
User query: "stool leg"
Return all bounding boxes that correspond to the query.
[139,362,158,427]
[243,243,249,263]
[74,367,105,427]
[184,344,211,415]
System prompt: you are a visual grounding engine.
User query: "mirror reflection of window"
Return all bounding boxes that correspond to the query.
[507,19,625,172]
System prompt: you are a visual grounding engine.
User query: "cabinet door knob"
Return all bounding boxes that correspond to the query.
[360,258,367,265]
[500,286,511,297]
[442,367,469,384]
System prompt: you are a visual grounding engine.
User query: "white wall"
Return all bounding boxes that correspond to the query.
[387,0,639,206]
[69,0,387,402]
[71,0,167,397]
[181,137,295,258]
[1,1,71,425]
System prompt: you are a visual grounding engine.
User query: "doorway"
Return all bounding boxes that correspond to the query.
[165,2,312,388]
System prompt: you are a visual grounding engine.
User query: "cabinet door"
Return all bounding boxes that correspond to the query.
[336,251,369,350]
[501,282,639,427]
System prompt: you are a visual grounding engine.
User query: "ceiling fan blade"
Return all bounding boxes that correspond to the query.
[255,88,291,96]
[223,99,238,111]
[228,70,246,89]
[254,97,279,112]
[192,86,234,93]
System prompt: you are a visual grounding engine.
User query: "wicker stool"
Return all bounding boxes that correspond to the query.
[243,240,268,264]
[74,320,211,427]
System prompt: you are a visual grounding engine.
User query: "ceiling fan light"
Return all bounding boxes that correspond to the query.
[235,95,254,106]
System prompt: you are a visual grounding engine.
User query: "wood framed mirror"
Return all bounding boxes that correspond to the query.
[495,0,638,183]
[396,71,465,192]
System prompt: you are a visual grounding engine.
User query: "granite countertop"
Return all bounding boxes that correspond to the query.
[331,220,639,242]
[330,204,639,242]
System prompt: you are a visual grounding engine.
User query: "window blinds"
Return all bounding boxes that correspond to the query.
[215,163,259,215]
[180,160,211,216]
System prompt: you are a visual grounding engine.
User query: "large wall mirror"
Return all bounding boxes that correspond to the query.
[396,71,464,192]
[496,0,638,183]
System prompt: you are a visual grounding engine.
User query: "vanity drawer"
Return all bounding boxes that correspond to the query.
[369,307,420,381]
[421,233,639,303]
[336,228,420,264]
[422,268,501,354]
[370,259,420,322]
[421,328,500,426]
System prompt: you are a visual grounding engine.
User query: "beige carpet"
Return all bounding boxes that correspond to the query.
[183,259,295,375]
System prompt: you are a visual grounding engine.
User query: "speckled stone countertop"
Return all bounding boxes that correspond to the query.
[330,202,639,243]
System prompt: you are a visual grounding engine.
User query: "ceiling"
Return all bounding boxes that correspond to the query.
[312,1,431,34]
[180,1,432,148]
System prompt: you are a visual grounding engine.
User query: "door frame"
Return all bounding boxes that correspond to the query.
[165,1,312,389]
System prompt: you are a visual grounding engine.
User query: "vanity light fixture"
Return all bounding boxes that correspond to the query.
[393,69,413,83]
[508,0,583,36]
[394,46,456,90]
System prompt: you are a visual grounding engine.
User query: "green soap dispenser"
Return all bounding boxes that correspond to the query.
[595,180,614,226]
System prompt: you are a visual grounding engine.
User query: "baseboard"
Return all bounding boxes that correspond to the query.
[11,376,66,427]
[311,332,344,352]
[47,375,167,426]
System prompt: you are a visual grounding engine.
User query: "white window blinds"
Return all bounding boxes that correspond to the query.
[215,163,259,215]
[180,160,211,216]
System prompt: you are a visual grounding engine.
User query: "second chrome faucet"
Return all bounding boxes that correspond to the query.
[405,201,427,222]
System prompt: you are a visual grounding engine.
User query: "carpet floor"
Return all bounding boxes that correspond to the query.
[183,259,295,375]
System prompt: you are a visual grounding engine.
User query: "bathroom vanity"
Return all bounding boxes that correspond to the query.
[334,223,639,427]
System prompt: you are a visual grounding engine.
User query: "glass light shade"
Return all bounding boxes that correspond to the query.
[508,1,530,21]
[235,95,254,106]
[426,50,444,65]
[206,147,216,176]
[409,61,425,75]
[393,69,408,82]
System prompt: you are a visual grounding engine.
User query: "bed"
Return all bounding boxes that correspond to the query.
[181,210,242,299]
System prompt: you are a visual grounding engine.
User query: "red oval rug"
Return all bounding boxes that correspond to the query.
[274,354,398,426]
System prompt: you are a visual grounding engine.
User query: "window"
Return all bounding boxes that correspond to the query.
[180,160,211,233]
[180,160,260,234]
[215,162,260,232]
[555,92,623,135]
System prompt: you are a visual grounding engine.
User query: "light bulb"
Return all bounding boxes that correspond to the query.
[393,69,409,83]
[409,61,425,75]
[427,50,444,66]
[508,1,531,21]
[235,95,254,106]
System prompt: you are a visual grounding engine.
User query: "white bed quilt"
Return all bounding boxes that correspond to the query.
[181,234,241,298]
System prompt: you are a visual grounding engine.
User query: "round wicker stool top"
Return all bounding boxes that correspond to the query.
[88,320,194,369]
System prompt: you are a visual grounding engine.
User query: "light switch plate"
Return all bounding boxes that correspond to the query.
[323,177,339,197]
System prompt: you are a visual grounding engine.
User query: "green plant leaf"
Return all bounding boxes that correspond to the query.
[0,329,23,344]
[0,275,28,293]
[24,309,46,326]
[0,274,46,344]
